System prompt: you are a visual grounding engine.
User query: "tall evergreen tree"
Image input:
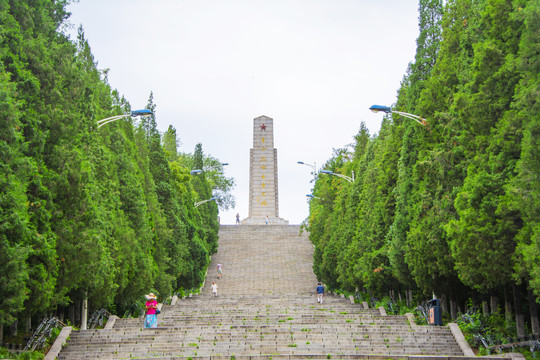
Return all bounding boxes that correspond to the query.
[510,0,540,298]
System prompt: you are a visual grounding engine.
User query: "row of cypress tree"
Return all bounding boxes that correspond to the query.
[0,0,229,336]
[307,0,539,329]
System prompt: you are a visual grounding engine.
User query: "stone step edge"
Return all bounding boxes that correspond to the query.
[56,352,525,360]
[47,322,472,360]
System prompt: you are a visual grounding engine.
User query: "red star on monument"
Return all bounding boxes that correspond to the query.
[260,123,266,131]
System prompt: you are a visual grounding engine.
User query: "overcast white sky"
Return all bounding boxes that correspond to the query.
[66,0,420,225]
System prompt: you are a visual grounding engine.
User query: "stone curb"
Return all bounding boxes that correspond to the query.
[44,326,72,360]
[362,301,369,309]
[104,315,119,329]
[499,353,527,360]
[406,313,417,327]
[448,322,475,356]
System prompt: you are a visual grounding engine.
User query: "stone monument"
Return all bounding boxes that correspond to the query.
[242,116,288,225]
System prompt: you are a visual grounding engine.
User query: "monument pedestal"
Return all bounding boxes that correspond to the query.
[242,216,289,225]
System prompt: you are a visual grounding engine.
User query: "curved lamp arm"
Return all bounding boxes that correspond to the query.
[391,111,427,126]
[97,109,153,128]
[320,170,354,183]
[195,197,218,208]
[369,105,427,126]
[297,161,316,172]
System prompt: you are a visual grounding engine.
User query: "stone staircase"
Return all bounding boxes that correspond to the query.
[56,225,468,359]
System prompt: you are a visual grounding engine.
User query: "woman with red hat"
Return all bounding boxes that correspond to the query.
[144,293,158,328]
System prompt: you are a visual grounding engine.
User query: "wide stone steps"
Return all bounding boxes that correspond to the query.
[56,226,467,359]
[58,294,463,359]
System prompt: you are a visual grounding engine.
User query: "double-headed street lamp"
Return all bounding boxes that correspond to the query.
[320,170,354,183]
[195,197,218,208]
[369,105,427,127]
[97,109,153,128]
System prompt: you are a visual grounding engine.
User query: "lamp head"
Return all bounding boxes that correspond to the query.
[320,170,333,175]
[369,105,392,114]
[130,109,153,117]
[190,169,203,175]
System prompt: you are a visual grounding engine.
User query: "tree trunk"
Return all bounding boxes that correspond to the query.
[69,304,75,325]
[10,320,17,337]
[482,301,489,316]
[0,316,3,346]
[529,288,540,336]
[25,317,31,333]
[81,297,88,331]
[490,295,499,314]
[441,296,448,317]
[450,297,458,320]
[504,287,513,323]
[407,289,413,307]
[75,300,81,324]
[513,284,526,338]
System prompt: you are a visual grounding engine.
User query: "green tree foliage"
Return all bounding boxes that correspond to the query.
[0,0,229,329]
[511,0,540,298]
[179,150,236,211]
[0,65,31,325]
[307,0,539,312]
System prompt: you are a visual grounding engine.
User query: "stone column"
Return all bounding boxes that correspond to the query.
[243,115,288,225]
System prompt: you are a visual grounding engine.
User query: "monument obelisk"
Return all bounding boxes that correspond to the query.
[243,116,288,225]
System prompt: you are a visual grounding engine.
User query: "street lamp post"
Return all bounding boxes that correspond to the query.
[195,197,218,208]
[81,108,152,330]
[97,109,153,128]
[369,105,427,126]
[320,170,354,183]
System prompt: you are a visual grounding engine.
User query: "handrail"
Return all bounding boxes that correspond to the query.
[24,317,66,351]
